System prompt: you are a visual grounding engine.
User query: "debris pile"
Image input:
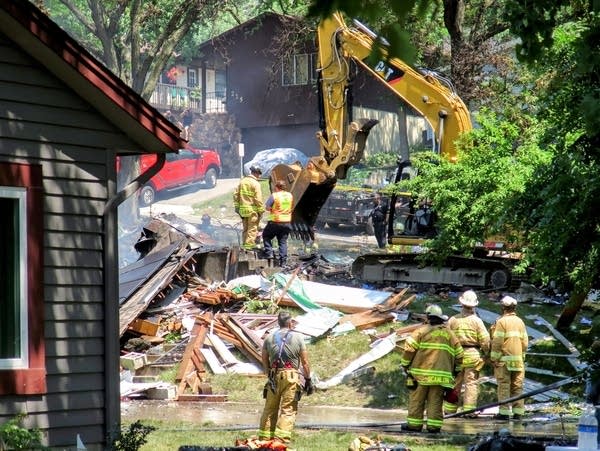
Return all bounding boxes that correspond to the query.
[118,216,417,400]
[118,213,595,444]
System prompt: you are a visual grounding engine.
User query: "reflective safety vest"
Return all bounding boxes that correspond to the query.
[268,191,292,222]
[400,324,464,388]
[490,312,528,371]
[233,175,264,217]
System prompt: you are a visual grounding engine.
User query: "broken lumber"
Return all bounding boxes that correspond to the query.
[339,290,416,330]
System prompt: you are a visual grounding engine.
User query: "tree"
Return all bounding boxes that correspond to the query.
[503,1,600,328]
[38,0,248,98]
[307,0,515,105]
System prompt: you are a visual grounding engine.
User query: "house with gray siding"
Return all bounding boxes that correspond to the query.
[0,0,184,448]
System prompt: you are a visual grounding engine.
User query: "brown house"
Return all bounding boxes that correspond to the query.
[0,0,184,448]
[161,13,424,166]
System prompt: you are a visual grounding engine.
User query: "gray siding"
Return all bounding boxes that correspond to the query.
[0,33,137,448]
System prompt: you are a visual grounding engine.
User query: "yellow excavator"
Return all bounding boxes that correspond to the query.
[271,11,471,239]
[271,12,516,289]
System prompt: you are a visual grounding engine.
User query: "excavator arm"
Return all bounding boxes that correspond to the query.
[270,12,472,240]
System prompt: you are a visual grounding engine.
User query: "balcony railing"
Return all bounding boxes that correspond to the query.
[150,83,227,113]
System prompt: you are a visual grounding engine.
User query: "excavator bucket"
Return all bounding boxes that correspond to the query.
[270,118,378,241]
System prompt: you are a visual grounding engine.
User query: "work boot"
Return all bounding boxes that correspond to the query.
[493,414,510,421]
[400,424,422,432]
[426,428,441,434]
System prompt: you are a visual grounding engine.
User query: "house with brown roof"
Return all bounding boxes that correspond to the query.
[0,0,184,448]
[149,12,430,167]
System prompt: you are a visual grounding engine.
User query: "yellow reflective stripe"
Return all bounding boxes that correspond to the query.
[427,418,443,427]
[419,342,461,356]
[500,355,523,362]
[490,351,502,359]
[410,368,453,378]
[274,427,292,439]
[404,336,419,350]
[443,401,458,412]
[399,357,411,366]
[407,417,424,427]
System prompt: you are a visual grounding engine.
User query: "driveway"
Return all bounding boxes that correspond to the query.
[140,177,241,219]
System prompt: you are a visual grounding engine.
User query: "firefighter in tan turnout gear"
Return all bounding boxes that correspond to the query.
[400,305,464,433]
[233,165,265,249]
[444,290,490,416]
[490,295,528,420]
[258,311,313,445]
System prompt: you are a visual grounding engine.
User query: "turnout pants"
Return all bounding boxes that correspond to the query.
[443,366,481,413]
[241,212,260,249]
[494,365,525,416]
[407,384,444,431]
[258,369,301,442]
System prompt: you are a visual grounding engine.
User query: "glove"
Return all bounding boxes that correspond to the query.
[400,366,409,377]
[304,378,315,396]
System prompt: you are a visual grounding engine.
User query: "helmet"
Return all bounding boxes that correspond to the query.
[459,290,478,307]
[249,165,262,175]
[425,304,448,321]
[500,296,518,307]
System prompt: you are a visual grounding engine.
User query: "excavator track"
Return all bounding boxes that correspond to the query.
[352,252,520,290]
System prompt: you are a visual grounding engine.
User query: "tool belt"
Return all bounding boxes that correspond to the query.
[272,360,295,370]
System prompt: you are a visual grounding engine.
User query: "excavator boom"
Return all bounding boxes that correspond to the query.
[270,12,471,240]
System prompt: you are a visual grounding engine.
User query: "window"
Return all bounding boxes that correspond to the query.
[282,53,316,86]
[188,68,197,88]
[0,189,28,368]
[0,162,45,395]
[215,70,226,99]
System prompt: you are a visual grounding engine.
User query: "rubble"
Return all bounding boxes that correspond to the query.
[118,213,594,447]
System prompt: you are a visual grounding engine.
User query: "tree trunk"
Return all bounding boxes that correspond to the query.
[396,104,410,162]
[556,288,588,331]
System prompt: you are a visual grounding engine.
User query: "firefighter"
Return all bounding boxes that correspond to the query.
[262,180,293,267]
[258,311,313,445]
[233,165,265,249]
[444,290,490,417]
[400,304,463,433]
[490,295,528,420]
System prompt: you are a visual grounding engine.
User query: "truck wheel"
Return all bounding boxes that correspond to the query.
[204,168,218,188]
[139,185,156,206]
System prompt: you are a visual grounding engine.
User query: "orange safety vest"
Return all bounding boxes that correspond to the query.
[268,191,292,222]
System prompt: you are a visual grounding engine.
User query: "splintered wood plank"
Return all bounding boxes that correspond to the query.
[206,334,241,366]
[200,347,227,374]
[339,293,416,330]
[175,313,211,382]
[219,315,262,363]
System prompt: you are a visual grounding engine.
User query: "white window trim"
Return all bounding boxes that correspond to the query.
[0,186,28,370]
[282,53,314,86]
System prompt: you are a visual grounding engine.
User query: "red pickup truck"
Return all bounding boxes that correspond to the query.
[137,146,221,206]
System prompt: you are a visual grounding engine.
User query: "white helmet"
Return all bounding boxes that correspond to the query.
[459,290,478,307]
[500,295,518,307]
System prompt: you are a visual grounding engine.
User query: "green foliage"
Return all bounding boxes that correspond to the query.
[505,7,600,294]
[0,414,46,450]
[389,108,550,263]
[163,331,182,343]
[111,420,156,451]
